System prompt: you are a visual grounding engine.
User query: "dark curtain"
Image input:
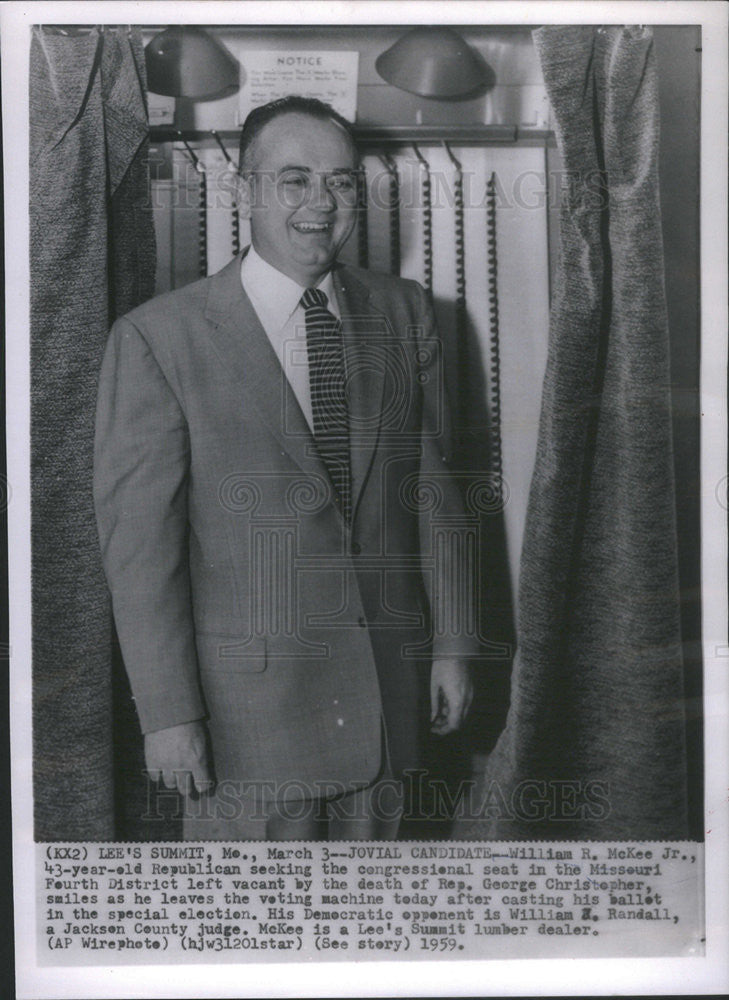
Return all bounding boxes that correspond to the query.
[30,25,156,840]
[457,25,688,840]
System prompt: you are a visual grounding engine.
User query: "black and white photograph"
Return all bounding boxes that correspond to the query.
[4,0,728,996]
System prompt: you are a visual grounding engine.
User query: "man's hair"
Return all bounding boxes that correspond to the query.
[238,96,358,173]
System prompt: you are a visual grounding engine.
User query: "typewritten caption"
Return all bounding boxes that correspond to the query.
[38,842,703,963]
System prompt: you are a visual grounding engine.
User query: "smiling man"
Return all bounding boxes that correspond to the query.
[94,96,479,841]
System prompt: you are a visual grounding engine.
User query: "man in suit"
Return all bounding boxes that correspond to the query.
[94,96,478,840]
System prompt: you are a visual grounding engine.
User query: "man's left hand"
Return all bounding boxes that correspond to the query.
[430,659,473,735]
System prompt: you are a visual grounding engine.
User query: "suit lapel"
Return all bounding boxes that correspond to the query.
[202,254,334,493]
[332,265,389,519]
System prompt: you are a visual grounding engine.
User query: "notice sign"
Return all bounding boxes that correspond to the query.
[238,50,359,124]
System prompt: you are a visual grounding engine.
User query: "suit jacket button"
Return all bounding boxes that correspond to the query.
[351,542,361,555]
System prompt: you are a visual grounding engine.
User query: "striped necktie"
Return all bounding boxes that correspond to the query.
[300,286,351,521]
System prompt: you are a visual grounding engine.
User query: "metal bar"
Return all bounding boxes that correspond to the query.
[197,171,208,278]
[356,124,519,144]
[443,141,467,342]
[177,134,208,278]
[177,132,203,170]
[378,154,401,277]
[210,130,241,257]
[231,196,241,257]
[356,170,369,269]
[412,144,433,293]
[486,171,504,505]
[442,141,468,451]
[210,129,238,168]
[149,125,553,145]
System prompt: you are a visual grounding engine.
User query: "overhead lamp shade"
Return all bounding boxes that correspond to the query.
[145,26,238,99]
[375,27,491,98]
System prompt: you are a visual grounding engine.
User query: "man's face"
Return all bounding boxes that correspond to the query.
[240,112,359,287]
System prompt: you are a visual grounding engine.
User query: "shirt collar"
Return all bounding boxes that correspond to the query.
[240,246,339,333]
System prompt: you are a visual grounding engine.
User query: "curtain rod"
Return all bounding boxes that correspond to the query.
[38,24,132,35]
[149,125,554,145]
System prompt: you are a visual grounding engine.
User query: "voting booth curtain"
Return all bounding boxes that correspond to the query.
[457,25,689,840]
[30,26,157,840]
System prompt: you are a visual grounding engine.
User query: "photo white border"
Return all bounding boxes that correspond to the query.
[4,1,727,996]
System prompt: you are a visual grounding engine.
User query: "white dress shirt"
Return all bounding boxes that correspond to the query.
[240,246,340,432]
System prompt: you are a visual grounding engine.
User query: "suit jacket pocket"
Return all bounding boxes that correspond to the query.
[195,631,267,673]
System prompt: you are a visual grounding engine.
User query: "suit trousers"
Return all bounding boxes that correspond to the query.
[181,725,404,840]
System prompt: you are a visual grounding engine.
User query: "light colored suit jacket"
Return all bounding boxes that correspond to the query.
[94,252,478,796]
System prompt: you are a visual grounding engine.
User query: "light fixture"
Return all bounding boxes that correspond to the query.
[375,27,492,99]
[145,26,238,99]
